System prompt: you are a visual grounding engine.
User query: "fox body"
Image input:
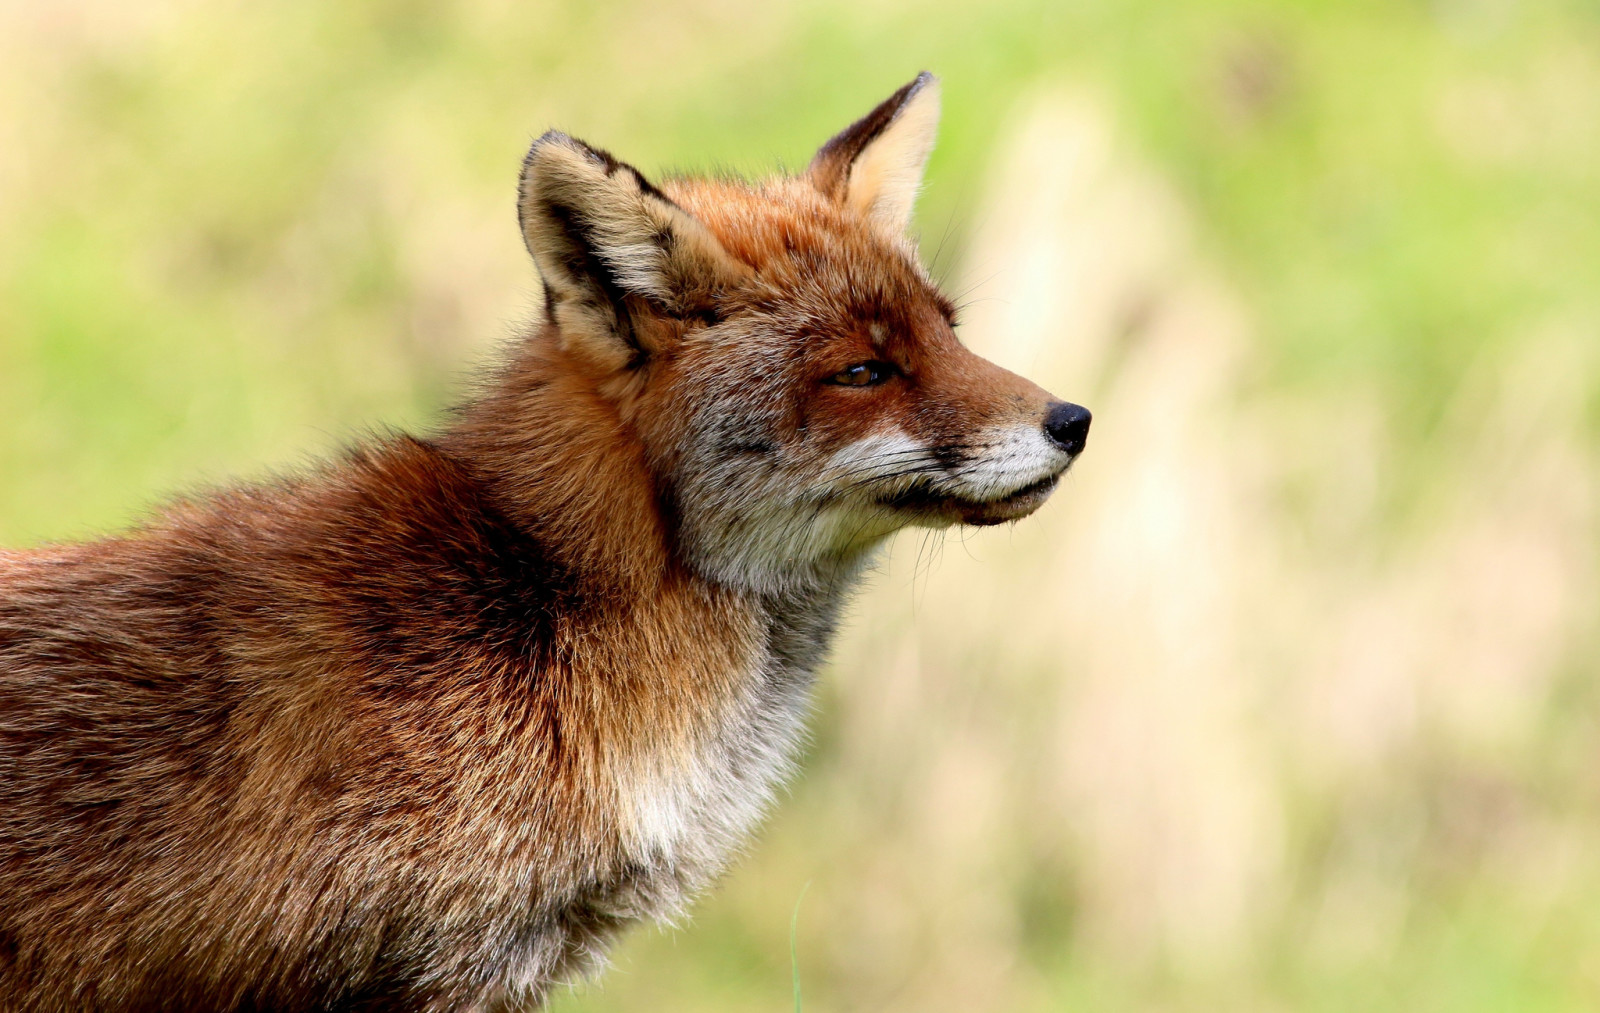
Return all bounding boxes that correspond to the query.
[0,75,1089,1011]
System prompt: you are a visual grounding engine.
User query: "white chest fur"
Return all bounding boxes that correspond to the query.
[615,648,814,906]
[613,583,844,916]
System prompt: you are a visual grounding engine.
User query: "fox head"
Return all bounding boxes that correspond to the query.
[513,73,1090,591]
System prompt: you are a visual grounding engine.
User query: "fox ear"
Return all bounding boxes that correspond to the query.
[809,72,941,237]
[518,131,739,364]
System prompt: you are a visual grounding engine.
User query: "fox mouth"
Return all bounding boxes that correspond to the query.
[878,473,1062,526]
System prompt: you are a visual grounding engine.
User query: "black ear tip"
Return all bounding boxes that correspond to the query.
[893,72,937,105]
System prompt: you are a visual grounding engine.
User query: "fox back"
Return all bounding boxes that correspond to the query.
[0,74,1090,1012]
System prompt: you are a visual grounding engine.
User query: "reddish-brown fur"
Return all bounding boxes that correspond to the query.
[0,75,1088,1011]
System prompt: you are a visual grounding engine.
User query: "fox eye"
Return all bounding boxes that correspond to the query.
[827,361,895,387]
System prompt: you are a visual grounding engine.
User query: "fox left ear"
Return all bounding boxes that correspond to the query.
[518,131,741,369]
[809,72,941,238]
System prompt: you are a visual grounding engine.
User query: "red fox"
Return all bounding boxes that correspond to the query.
[0,73,1089,1011]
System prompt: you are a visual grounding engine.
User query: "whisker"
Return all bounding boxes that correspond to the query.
[838,465,949,493]
[822,441,997,483]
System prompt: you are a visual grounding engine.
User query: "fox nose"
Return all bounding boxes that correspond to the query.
[1044,401,1092,455]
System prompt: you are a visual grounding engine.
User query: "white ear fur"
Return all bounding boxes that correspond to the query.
[808,73,942,238]
[517,132,737,353]
[844,79,941,234]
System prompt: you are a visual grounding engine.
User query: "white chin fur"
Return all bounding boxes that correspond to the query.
[825,425,1069,503]
[939,424,1073,501]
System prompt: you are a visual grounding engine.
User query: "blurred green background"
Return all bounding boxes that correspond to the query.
[4,0,1600,1009]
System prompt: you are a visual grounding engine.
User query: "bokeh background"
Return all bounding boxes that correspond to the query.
[4,0,1600,1009]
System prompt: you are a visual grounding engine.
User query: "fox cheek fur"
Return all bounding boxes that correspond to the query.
[0,73,1089,1010]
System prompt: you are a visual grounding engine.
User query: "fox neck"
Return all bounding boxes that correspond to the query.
[441,338,674,594]
[670,493,895,598]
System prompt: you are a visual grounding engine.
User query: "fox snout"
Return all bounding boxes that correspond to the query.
[955,396,1090,528]
[936,394,1090,528]
[886,355,1089,529]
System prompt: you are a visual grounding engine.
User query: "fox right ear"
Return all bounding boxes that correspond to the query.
[518,131,740,369]
[809,72,941,239]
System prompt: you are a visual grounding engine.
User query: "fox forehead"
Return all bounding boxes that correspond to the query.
[662,176,957,330]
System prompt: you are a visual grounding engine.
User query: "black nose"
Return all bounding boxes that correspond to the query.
[1044,401,1092,455]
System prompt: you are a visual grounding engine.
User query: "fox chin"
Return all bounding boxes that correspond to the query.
[0,72,1089,1011]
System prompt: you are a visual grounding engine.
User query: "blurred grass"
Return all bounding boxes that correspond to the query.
[3,0,1600,1010]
